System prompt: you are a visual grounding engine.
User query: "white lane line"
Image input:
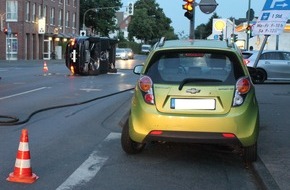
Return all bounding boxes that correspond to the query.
[56,133,121,190]
[79,88,101,92]
[0,87,49,100]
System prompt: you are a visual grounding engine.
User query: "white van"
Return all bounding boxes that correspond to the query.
[141,44,151,54]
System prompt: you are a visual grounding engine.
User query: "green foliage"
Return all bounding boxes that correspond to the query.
[246,8,255,21]
[195,12,220,39]
[80,0,122,36]
[128,0,176,43]
[117,40,141,54]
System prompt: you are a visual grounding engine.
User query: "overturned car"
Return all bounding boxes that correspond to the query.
[65,36,118,75]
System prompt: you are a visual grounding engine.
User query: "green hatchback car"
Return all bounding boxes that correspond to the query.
[121,39,259,162]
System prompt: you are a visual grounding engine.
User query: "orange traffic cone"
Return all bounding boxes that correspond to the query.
[43,62,48,73]
[7,129,39,183]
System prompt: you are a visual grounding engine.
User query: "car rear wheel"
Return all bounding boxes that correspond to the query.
[121,119,145,154]
[243,142,257,162]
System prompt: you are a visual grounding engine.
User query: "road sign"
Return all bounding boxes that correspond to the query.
[198,0,218,14]
[263,0,290,10]
[253,0,290,36]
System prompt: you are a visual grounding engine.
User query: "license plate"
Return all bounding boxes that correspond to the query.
[171,98,216,110]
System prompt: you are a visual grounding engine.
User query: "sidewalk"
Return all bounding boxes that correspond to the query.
[252,84,290,190]
[0,59,65,66]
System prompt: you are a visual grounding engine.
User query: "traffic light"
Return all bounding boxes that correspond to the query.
[230,33,238,42]
[246,25,253,38]
[128,2,134,16]
[183,0,194,20]
[219,31,223,41]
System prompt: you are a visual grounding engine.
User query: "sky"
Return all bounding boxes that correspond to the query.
[122,0,265,36]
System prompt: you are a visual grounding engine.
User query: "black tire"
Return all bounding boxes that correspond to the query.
[243,142,257,162]
[121,119,145,154]
[253,69,267,84]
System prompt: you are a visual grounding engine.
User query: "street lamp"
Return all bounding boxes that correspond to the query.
[82,8,98,30]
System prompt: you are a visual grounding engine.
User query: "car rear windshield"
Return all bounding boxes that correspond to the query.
[145,50,245,85]
[242,52,253,59]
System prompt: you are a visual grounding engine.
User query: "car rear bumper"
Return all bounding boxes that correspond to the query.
[129,97,259,147]
[144,131,241,145]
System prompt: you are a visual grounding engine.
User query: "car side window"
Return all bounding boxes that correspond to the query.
[282,52,290,60]
[261,52,282,60]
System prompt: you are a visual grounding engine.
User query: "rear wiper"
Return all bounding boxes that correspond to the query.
[178,78,223,90]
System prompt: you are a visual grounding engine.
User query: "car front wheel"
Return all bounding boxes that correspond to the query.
[121,119,145,154]
[243,142,257,162]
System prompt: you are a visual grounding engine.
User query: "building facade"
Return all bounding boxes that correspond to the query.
[0,0,80,60]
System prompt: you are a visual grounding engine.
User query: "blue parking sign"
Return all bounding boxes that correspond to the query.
[263,0,290,11]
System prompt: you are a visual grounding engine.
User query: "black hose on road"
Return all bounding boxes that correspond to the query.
[0,87,134,126]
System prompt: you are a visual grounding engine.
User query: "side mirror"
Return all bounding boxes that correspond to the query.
[133,65,143,75]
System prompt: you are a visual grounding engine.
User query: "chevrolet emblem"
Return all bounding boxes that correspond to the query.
[186,88,201,94]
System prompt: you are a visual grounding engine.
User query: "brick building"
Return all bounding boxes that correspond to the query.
[0,0,80,60]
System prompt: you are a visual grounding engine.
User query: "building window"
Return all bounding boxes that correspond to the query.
[72,13,76,28]
[67,0,70,5]
[38,5,42,18]
[32,3,36,22]
[58,9,63,26]
[50,8,55,25]
[66,11,69,27]
[44,5,47,18]
[6,1,18,21]
[59,0,63,3]
[73,0,76,7]
[25,1,30,22]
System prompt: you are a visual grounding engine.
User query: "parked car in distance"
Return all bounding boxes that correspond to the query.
[141,44,151,54]
[125,48,134,59]
[243,50,290,83]
[121,38,260,163]
[116,48,129,60]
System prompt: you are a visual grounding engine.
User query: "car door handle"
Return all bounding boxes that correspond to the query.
[265,61,270,64]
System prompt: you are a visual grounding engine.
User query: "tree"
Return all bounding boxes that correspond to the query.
[246,8,255,21]
[80,0,122,36]
[128,0,177,43]
[195,12,220,39]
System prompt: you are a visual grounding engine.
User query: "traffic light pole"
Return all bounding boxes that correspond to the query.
[189,6,195,39]
[246,0,251,50]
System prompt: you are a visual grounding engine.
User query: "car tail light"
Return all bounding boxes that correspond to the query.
[233,77,251,106]
[69,38,76,47]
[70,66,75,74]
[139,76,154,104]
[243,59,250,65]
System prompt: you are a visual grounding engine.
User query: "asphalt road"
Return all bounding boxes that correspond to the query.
[0,57,289,189]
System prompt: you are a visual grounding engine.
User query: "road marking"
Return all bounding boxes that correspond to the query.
[0,87,49,100]
[56,133,121,190]
[79,88,101,92]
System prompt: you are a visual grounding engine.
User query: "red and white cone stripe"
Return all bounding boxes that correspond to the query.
[7,129,38,183]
